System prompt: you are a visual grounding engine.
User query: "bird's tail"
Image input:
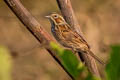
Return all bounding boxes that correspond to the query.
[88,50,105,65]
[79,50,105,65]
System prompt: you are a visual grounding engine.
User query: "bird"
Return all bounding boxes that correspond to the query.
[45,13,105,65]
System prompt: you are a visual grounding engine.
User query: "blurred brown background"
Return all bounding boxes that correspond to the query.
[0,0,120,80]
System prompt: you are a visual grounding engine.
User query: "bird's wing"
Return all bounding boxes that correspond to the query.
[59,24,89,50]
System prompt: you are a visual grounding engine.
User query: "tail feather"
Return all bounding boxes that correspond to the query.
[88,50,105,65]
[79,50,105,65]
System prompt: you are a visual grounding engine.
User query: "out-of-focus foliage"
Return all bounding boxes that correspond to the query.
[0,46,12,80]
[50,42,82,78]
[1,0,120,80]
[50,42,100,80]
[106,45,120,80]
[85,73,100,80]
[50,42,120,80]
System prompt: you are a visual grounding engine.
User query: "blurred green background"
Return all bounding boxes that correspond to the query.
[0,0,120,80]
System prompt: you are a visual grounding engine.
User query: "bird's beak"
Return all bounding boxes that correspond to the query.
[45,15,51,18]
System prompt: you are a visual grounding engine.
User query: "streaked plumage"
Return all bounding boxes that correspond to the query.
[46,13,105,65]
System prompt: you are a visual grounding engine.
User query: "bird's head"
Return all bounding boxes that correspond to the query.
[45,13,66,25]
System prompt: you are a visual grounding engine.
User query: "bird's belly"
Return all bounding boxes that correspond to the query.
[51,29,71,47]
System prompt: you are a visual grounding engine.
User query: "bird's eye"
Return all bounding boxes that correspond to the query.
[54,15,58,18]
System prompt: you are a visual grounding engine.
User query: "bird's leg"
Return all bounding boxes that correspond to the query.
[64,48,77,54]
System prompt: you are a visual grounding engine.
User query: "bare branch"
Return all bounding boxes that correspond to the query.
[56,0,100,77]
[4,0,73,79]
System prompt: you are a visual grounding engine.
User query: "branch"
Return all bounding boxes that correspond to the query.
[3,0,73,79]
[56,0,100,77]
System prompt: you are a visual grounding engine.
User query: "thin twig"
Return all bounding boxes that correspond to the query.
[56,0,100,77]
[4,0,73,79]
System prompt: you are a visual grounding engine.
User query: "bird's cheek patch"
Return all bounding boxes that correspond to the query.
[55,18,63,23]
